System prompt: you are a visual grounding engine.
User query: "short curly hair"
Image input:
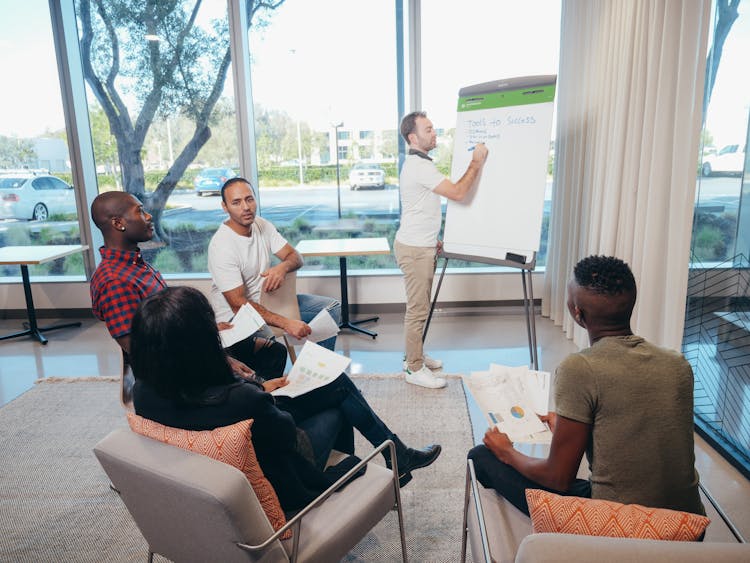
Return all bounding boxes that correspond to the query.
[573,255,636,295]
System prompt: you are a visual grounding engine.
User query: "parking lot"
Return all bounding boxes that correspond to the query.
[0,176,743,236]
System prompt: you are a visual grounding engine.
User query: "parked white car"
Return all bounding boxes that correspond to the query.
[0,173,76,220]
[348,162,386,190]
[701,144,746,176]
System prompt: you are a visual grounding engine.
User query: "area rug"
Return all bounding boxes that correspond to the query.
[0,375,475,562]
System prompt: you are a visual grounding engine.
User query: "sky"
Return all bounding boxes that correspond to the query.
[0,0,747,144]
[249,0,397,130]
[705,4,750,146]
[0,0,64,138]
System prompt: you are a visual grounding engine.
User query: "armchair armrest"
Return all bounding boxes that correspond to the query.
[462,458,493,563]
[236,439,400,561]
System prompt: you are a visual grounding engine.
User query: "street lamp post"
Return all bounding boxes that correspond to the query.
[288,49,305,186]
[296,121,304,185]
[333,122,343,219]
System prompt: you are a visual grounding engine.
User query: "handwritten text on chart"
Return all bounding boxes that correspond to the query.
[464,114,537,145]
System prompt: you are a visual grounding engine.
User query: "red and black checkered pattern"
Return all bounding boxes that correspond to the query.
[90,247,167,338]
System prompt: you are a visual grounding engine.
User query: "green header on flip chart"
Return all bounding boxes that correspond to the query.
[457,85,556,112]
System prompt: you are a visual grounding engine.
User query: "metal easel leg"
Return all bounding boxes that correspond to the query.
[521,269,539,370]
[527,269,539,370]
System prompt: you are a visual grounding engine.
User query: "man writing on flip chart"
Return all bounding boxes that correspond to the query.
[395,111,488,389]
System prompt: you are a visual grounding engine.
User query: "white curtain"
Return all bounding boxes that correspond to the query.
[543,0,712,351]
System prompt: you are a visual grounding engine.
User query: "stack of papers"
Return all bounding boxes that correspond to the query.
[272,341,351,398]
[219,303,266,348]
[464,364,552,444]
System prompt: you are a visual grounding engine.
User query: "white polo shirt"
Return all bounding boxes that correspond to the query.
[395,153,446,247]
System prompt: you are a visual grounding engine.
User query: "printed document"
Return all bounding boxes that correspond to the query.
[271,341,351,398]
[464,364,552,443]
[286,308,340,346]
[219,303,266,348]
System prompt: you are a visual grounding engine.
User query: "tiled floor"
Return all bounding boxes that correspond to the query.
[1,308,748,540]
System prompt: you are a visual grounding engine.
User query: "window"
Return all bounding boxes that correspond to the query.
[684,0,750,476]
[249,0,398,271]
[421,1,561,268]
[0,0,82,279]
[74,0,244,275]
[691,2,749,266]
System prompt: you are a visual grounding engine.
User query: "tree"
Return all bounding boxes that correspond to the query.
[0,136,35,169]
[254,104,294,166]
[78,0,285,241]
[89,105,119,183]
[703,0,740,121]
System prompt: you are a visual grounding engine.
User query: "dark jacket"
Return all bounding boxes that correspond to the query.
[133,378,344,512]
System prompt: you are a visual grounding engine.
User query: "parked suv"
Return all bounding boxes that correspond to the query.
[0,172,76,221]
[348,162,386,190]
[701,144,746,176]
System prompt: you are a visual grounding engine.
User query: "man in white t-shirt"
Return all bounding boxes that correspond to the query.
[208,178,341,351]
[396,111,488,388]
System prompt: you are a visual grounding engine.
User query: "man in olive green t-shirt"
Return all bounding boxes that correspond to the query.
[468,255,704,516]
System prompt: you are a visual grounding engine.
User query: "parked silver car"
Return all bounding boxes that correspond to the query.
[0,173,76,221]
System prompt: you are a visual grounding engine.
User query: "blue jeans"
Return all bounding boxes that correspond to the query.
[297,293,341,351]
[296,408,346,470]
[276,373,391,456]
[468,445,592,515]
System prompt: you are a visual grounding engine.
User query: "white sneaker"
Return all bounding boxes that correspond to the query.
[404,365,447,389]
[403,355,443,371]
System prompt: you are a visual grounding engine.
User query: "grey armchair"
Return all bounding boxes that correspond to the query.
[259,270,301,363]
[94,428,407,562]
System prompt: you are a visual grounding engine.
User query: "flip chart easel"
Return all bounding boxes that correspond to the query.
[423,252,539,370]
[422,76,556,370]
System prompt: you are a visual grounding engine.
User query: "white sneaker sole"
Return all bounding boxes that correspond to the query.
[403,359,443,371]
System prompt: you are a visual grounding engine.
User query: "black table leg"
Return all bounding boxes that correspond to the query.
[337,256,378,338]
[0,264,81,344]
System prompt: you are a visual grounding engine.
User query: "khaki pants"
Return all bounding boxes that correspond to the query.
[394,239,437,371]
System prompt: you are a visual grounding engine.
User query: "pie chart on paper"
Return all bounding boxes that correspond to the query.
[510,405,525,419]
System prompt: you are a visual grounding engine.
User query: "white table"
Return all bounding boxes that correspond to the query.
[295,237,391,338]
[0,245,89,344]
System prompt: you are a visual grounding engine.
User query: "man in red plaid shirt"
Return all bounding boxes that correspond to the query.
[90,191,286,384]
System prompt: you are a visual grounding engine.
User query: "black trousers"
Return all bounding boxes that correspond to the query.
[226,335,287,380]
[468,444,592,515]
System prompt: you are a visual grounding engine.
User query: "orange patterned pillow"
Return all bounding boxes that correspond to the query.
[526,489,709,541]
[127,413,291,539]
